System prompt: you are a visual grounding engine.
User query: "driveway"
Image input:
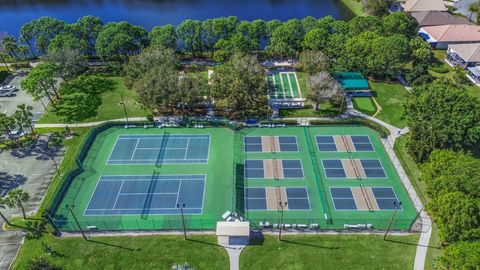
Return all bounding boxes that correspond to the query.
[0,73,47,121]
[454,0,478,22]
[0,136,64,269]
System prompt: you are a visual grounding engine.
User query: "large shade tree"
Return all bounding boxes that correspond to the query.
[96,21,148,61]
[210,53,269,118]
[307,72,342,111]
[21,63,60,107]
[124,46,181,109]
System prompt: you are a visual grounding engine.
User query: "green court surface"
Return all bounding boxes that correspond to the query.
[236,126,417,230]
[268,72,302,99]
[53,127,235,231]
[52,125,416,231]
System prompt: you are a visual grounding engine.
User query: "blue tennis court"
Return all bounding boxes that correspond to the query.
[84,175,206,216]
[244,159,304,179]
[107,134,210,165]
[244,187,311,210]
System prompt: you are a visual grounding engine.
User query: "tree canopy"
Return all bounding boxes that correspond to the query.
[404,80,480,162]
[210,53,269,118]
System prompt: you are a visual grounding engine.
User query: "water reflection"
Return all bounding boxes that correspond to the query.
[0,0,354,35]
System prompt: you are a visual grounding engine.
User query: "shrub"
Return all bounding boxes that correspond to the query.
[429,65,449,74]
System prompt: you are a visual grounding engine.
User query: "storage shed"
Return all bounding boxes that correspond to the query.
[216,221,250,246]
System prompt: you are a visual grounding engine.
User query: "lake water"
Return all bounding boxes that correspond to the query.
[0,0,354,36]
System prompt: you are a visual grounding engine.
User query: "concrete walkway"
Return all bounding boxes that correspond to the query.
[34,117,148,128]
[346,109,431,270]
[223,246,244,270]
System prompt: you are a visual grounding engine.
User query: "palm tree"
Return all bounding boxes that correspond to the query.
[15,104,35,135]
[469,3,479,21]
[5,189,30,219]
[0,197,13,226]
[0,113,16,139]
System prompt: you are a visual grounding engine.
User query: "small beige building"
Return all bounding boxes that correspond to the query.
[216,221,250,246]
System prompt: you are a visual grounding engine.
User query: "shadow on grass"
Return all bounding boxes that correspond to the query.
[384,238,441,249]
[187,238,221,247]
[280,239,340,250]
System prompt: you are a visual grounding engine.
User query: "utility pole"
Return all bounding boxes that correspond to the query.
[384,201,402,240]
[66,205,88,240]
[177,203,187,240]
[120,93,129,122]
[278,201,288,241]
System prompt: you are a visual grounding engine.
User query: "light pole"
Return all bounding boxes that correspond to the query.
[278,201,288,241]
[120,93,129,122]
[177,203,187,240]
[66,204,88,240]
[384,201,402,240]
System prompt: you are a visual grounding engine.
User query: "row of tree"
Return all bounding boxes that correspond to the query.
[1,13,425,79]
[421,150,480,268]
[124,46,269,118]
[403,79,480,267]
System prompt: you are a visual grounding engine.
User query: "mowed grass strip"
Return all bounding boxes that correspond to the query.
[13,235,228,270]
[240,234,419,270]
[352,97,377,116]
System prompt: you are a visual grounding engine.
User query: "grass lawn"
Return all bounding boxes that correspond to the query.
[430,50,480,98]
[12,234,228,270]
[241,234,419,270]
[339,0,365,16]
[38,77,150,124]
[352,97,377,116]
[370,82,409,128]
[393,136,442,269]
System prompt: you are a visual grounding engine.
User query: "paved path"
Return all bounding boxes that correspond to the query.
[34,117,148,128]
[343,109,431,270]
[223,246,244,270]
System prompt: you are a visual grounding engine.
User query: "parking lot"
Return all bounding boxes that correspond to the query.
[0,73,47,121]
[0,136,65,269]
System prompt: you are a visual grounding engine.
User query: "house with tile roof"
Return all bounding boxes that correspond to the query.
[401,0,447,12]
[419,24,480,49]
[411,11,470,27]
[446,43,480,68]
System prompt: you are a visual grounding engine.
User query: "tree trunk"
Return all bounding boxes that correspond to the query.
[19,202,27,219]
[50,82,60,100]
[27,40,36,57]
[0,211,13,226]
[24,111,35,135]
[43,89,56,109]
[313,102,319,111]
[0,54,10,72]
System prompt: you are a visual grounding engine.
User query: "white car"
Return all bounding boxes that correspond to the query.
[0,91,15,97]
[0,85,17,91]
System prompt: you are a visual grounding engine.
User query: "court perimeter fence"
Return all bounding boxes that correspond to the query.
[50,216,417,232]
[46,117,416,232]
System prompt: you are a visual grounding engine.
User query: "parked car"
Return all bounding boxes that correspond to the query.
[0,84,18,91]
[0,91,15,97]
